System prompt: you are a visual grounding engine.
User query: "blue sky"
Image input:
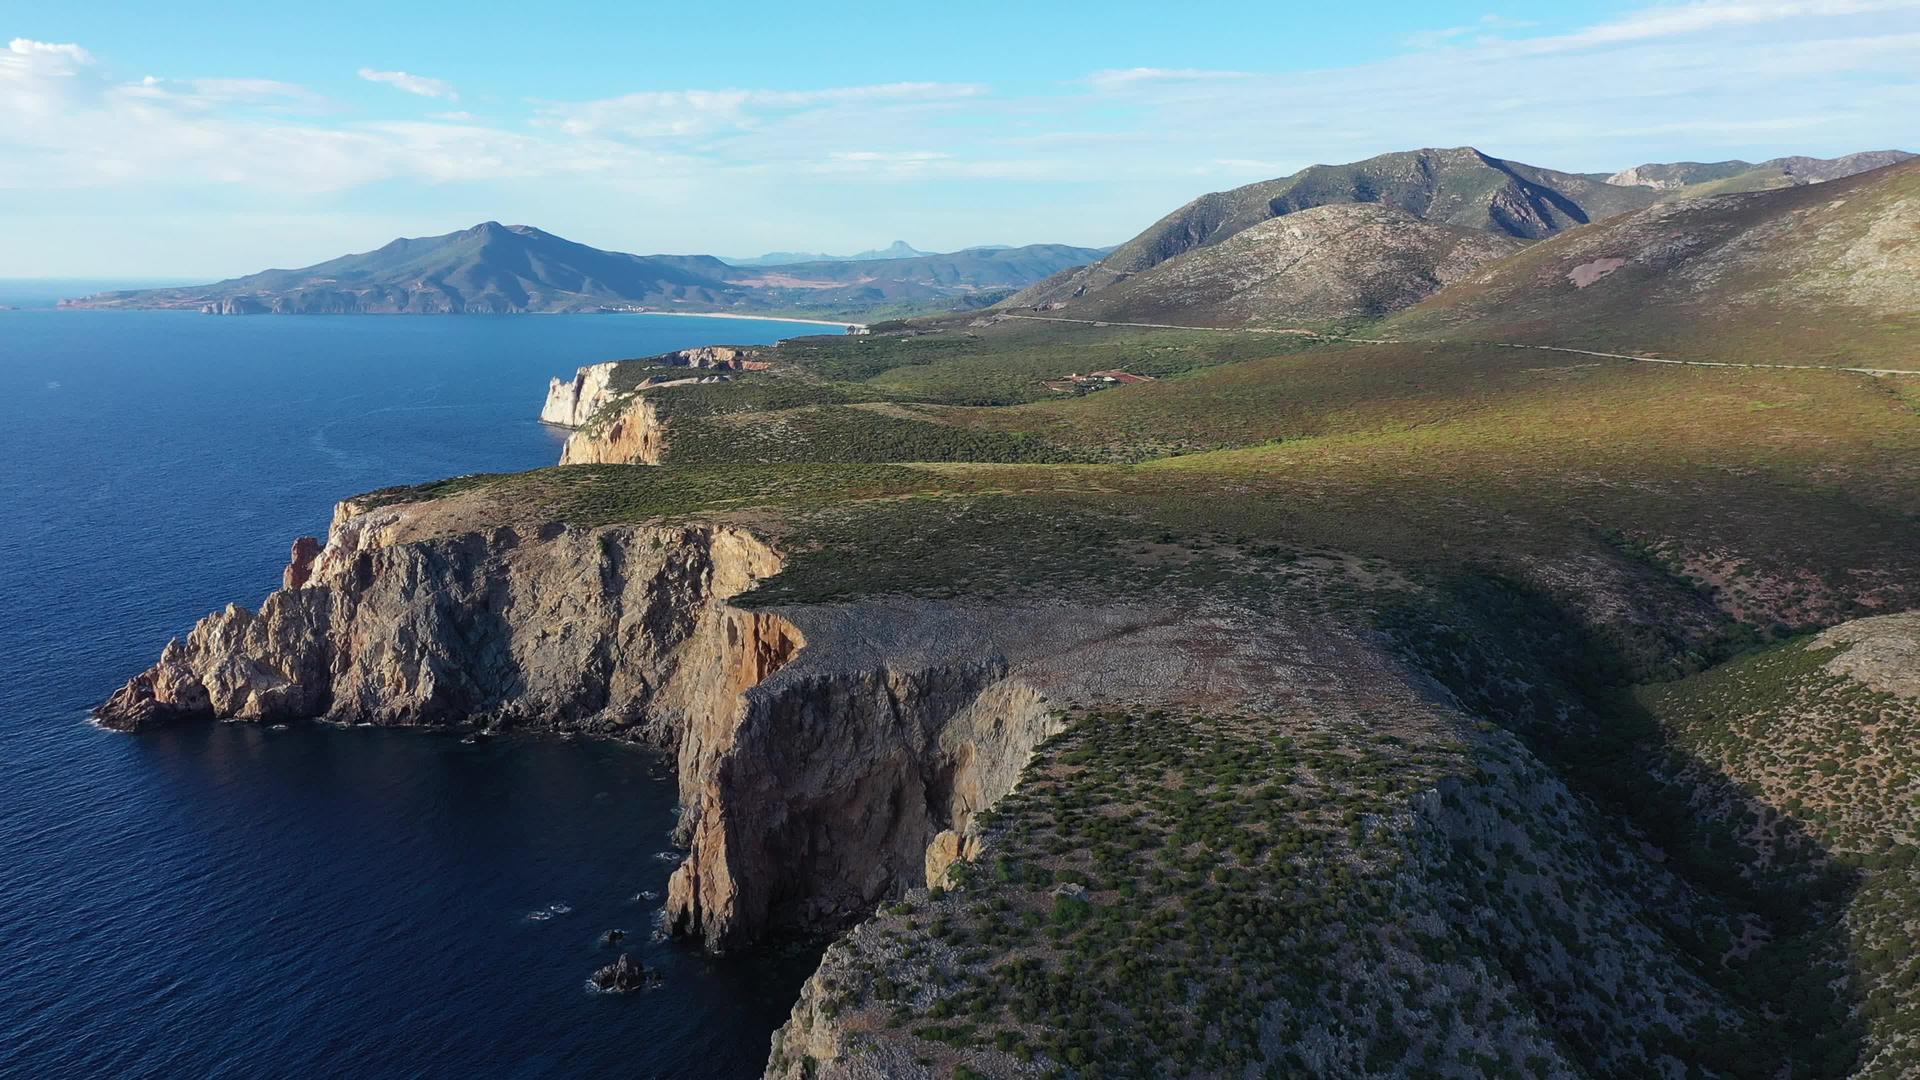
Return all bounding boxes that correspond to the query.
[4,0,1917,276]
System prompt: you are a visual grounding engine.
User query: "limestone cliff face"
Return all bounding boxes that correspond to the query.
[540,361,621,427]
[558,395,665,465]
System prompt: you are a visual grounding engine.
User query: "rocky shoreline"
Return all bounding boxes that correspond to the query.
[91,352,1350,1074]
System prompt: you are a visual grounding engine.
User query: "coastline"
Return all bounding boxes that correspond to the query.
[621,310,865,332]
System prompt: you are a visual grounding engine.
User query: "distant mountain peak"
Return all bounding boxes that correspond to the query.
[866,240,925,259]
[59,225,1105,317]
[726,240,939,266]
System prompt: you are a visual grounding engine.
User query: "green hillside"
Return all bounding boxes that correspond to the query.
[127,139,1920,1079]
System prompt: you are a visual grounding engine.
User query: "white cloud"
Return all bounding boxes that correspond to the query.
[127,75,326,111]
[1507,0,1920,54]
[542,81,985,140]
[831,150,952,162]
[4,0,1920,272]
[8,38,91,64]
[357,67,456,99]
[1066,4,1920,182]
[1086,67,1251,90]
[1401,14,1539,49]
[0,48,620,194]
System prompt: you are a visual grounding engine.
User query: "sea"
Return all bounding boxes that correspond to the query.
[0,287,834,1079]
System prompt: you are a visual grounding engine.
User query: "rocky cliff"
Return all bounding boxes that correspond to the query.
[540,361,621,427]
[94,494,1087,948]
[543,347,766,464]
[668,655,1054,947]
[95,479,1338,957]
[94,497,785,734]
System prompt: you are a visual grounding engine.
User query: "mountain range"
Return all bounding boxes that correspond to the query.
[1605,150,1914,192]
[62,146,1913,332]
[1008,146,1912,328]
[724,240,936,266]
[61,226,1107,319]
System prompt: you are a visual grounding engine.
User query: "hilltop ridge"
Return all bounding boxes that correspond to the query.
[1607,149,1914,192]
[1009,146,1913,332]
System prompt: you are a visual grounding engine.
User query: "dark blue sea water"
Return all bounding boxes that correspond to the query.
[0,307,833,1078]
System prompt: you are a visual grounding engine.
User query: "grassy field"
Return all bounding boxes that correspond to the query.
[511,327,1920,627]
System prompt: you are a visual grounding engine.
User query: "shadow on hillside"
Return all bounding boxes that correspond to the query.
[1380,569,1866,1079]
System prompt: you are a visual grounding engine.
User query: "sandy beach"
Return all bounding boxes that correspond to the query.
[623,310,864,332]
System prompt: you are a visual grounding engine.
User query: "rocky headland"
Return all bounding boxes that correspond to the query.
[88,151,1920,1078]
[96,474,1338,954]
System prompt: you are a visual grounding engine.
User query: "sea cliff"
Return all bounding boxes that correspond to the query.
[540,347,770,465]
[540,361,622,427]
[93,490,1079,948]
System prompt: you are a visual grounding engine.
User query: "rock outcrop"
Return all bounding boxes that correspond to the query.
[200,296,271,315]
[281,536,322,590]
[542,348,761,432]
[540,361,621,427]
[672,345,749,369]
[1813,611,1920,700]
[590,952,647,993]
[544,347,769,464]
